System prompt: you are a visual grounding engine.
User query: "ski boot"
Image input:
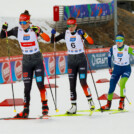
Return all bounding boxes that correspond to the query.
[14,104,29,118]
[88,97,95,111]
[42,101,49,115]
[101,100,112,110]
[118,97,125,110]
[67,103,77,114]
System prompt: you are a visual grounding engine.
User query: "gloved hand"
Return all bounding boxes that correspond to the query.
[78,29,84,35]
[109,68,113,75]
[51,29,56,34]
[31,25,40,33]
[2,22,8,30]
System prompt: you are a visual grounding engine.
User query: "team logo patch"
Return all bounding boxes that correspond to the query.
[117,52,123,57]
[80,74,85,79]
[70,36,76,42]
[36,76,42,82]
[23,34,30,40]
[23,72,28,78]
[68,69,72,74]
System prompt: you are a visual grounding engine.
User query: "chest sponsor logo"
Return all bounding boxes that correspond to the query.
[117,52,123,57]
[21,41,36,47]
[70,36,76,42]
[23,34,30,40]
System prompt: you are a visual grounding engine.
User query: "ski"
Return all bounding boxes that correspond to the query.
[109,109,128,114]
[51,113,89,117]
[0,115,50,120]
[77,109,120,113]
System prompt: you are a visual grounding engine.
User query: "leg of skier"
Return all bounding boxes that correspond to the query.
[101,73,120,110]
[15,57,34,118]
[67,55,78,114]
[35,60,49,115]
[118,68,131,110]
[78,54,95,111]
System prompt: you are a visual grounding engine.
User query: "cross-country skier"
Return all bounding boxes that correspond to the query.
[51,17,95,114]
[1,10,50,118]
[101,32,134,110]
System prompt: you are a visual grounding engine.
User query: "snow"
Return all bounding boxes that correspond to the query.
[0,67,134,134]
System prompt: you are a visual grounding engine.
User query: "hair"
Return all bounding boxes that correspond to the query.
[21,10,31,16]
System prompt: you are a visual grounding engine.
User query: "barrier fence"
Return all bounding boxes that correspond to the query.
[1,46,134,84]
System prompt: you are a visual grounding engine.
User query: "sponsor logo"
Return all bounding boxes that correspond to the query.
[15,60,22,80]
[35,69,42,72]
[91,54,108,67]
[36,76,42,82]
[117,52,123,57]
[80,67,85,70]
[70,36,76,42]
[34,48,37,51]
[20,41,36,47]
[23,34,30,40]
[58,56,66,74]
[68,69,72,74]
[23,72,28,78]
[80,74,85,79]
[48,57,55,75]
[2,62,10,82]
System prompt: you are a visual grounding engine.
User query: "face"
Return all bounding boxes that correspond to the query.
[19,21,30,30]
[67,24,77,33]
[116,41,124,47]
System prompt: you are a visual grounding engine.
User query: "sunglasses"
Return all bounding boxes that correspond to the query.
[116,39,123,42]
[67,24,76,28]
[19,21,27,25]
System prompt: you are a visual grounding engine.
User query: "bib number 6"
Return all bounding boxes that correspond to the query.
[71,43,76,48]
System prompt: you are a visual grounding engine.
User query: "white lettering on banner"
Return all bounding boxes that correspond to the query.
[91,54,108,66]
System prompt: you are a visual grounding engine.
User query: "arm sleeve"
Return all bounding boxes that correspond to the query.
[128,47,134,56]
[1,27,18,38]
[51,32,65,43]
[108,47,113,68]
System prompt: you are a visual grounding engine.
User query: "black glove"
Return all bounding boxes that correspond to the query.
[2,23,8,30]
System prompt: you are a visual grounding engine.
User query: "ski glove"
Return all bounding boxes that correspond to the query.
[2,23,8,30]
[78,29,84,35]
[51,29,56,34]
[31,25,40,33]
[109,68,113,75]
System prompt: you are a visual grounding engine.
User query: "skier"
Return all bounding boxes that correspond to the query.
[101,32,134,110]
[1,10,50,118]
[51,17,95,114]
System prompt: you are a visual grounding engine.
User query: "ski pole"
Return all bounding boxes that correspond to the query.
[5,30,16,112]
[43,59,59,112]
[54,29,57,111]
[117,83,131,105]
[82,40,102,111]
